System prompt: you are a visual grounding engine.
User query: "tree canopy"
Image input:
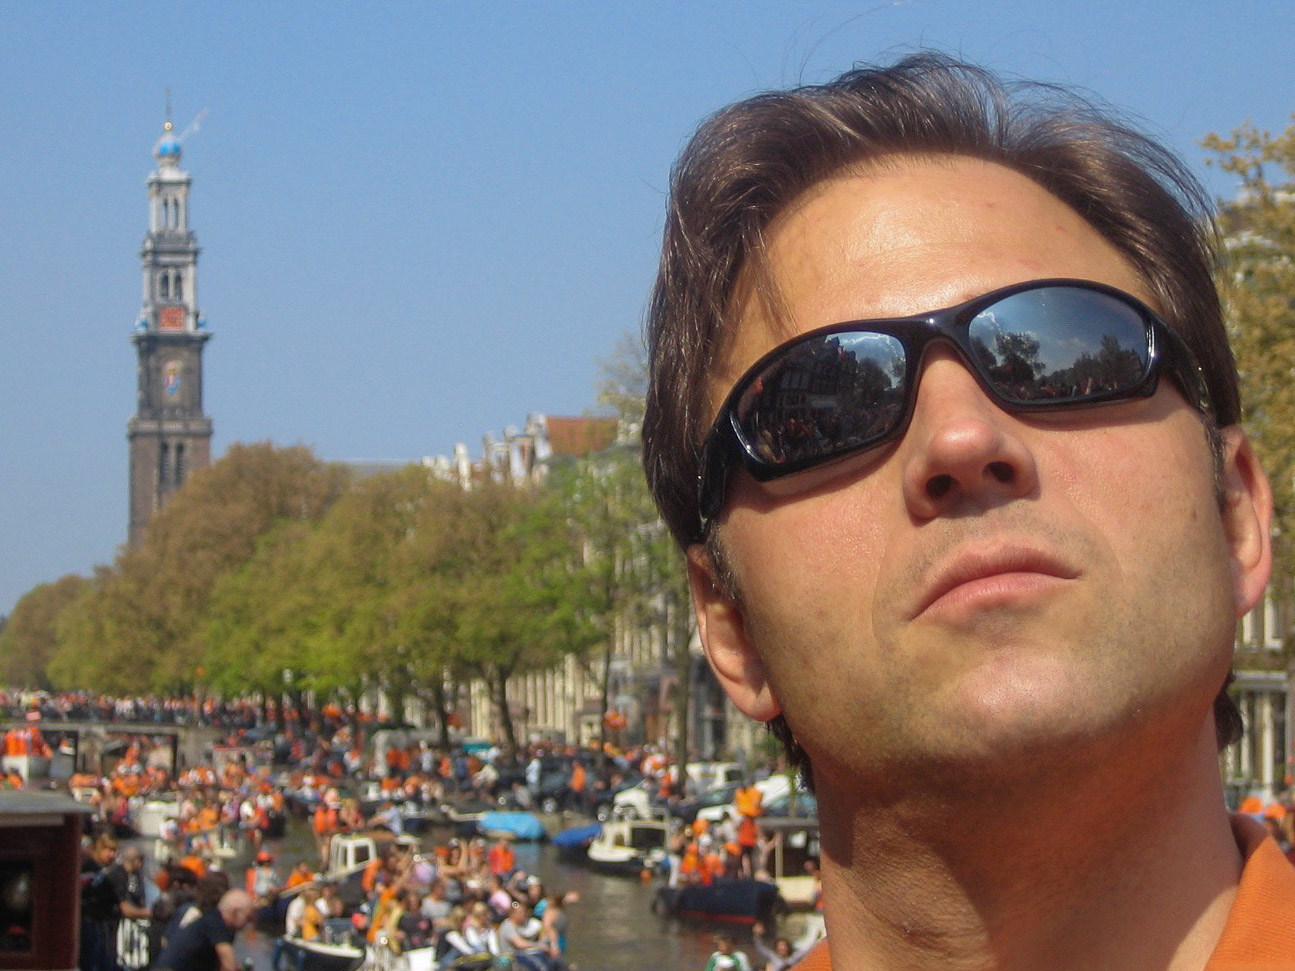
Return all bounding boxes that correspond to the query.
[1204,116,1295,585]
[48,443,350,693]
[0,574,88,689]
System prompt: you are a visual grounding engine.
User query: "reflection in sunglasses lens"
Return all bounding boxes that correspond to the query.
[735,288,1151,471]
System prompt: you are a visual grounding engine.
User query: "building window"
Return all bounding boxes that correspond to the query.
[175,443,186,487]
[1263,593,1282,650]
[175,272,183,302]
[159,274,169,300]
[159,443,171,490]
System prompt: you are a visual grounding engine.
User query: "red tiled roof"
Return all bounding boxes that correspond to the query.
[545,417,619,457]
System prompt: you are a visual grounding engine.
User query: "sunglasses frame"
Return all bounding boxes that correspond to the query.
[696,278,1212,535]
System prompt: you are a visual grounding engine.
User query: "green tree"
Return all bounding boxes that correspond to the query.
[595,335,692,769]
[388,480,487,750]
[0,575,88,688]
[299,466,443,719]
[49,563,159,693]
[596,332,649,434]
[49,443,349,693]
[203,519,322,709]
[446,480,591,755]
[1204,117,1295,588]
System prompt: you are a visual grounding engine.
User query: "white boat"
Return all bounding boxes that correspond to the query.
[133,797,179,838]
[1,753,49,783]
[276,832,420,914]
[281,936,366,971]
[759,816,820,910]
[586,814,671,875]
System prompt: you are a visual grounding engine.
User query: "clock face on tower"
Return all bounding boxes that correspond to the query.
[159,305,185,331]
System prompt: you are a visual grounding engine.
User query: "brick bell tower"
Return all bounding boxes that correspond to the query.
[127,115,213,547]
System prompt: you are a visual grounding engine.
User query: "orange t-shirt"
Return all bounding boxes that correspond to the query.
[795,815,1295,970]
[487,842,516,876]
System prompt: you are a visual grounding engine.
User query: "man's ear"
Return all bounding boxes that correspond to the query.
[1219,427,1273,618]
[687,543,782,722]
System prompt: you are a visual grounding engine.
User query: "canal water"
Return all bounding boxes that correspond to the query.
[221,817,767,971]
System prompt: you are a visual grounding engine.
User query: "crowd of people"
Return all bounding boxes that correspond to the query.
[51,685,822,971]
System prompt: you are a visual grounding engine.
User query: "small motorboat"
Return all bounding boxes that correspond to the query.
[441,799,491,837]
[759,816,821,910]
[132,797,179,838]
[652,876,783,925]
[273,832,419,919]
[551,822,601,861]
[586,815,670,876]
[477,810,546,841]
[281,936,366,971]
[399,802,449,834]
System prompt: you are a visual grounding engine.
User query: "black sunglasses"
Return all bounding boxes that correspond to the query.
[696,278,1212,536]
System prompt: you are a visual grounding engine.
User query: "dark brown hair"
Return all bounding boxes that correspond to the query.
[641,53,1243,781]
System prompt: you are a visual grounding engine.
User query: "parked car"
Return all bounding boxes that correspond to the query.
[588,770,646,822]
[696,773,804,827]
[674,760,744,796]
[669,781,744,823]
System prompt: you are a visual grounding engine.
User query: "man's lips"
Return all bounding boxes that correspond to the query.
[910,545,1079,619]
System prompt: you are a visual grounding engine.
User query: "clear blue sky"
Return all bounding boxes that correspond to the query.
[1,2,1290,617]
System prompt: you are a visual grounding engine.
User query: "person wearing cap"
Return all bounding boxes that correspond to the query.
[643,53,1295,969]
[245,849,279,904]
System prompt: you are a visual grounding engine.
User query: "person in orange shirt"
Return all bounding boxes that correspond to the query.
[642,53,1295,969]
[486,836,516,878]
[360,849,389,896]
[283,861,314,889]
[566,759,587,815]
[732,781,763,877]
[678,840,703,886]
[177,852,207,880]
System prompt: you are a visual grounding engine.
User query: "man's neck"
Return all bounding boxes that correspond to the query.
[813,721,1241,971]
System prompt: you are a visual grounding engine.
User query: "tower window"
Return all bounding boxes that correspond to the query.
[175,273,183,302]
[159,443,171,491]
[159,274,169,300]
[174,443,186,486]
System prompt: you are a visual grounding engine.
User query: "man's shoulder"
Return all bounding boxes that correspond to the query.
[795,939,833,970]
[104,865,130,894]
[189,906,234,945]
[1207,814,1295,968]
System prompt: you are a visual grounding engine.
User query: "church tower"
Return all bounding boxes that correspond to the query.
[127,118,213,547]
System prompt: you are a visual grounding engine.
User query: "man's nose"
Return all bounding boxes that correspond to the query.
[900,347,1039,518]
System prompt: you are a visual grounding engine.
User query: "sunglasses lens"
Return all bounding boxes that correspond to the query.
[967,287,1151,403]
[704,284,1164,527]
[732,332,908,468]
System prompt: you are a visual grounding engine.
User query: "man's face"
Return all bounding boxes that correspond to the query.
[691,156,1270,799]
